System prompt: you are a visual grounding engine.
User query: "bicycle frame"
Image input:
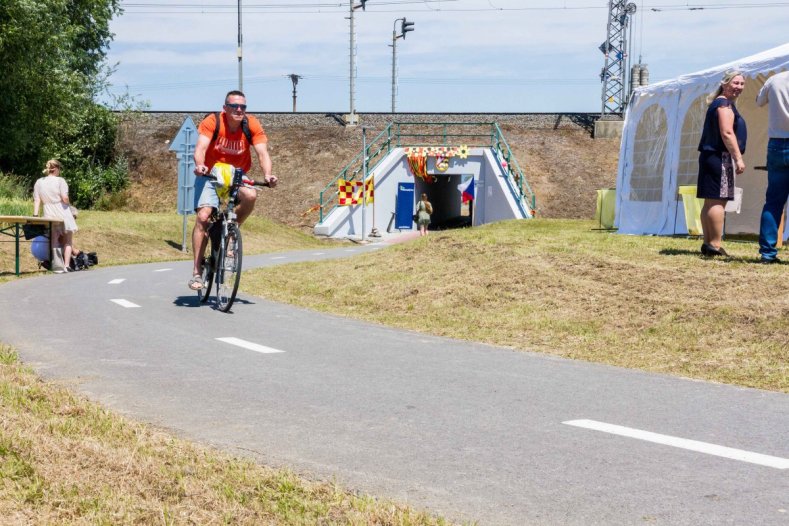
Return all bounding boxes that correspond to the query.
[197,168,268,312]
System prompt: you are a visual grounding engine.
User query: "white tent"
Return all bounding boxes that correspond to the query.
[616,43,789,236]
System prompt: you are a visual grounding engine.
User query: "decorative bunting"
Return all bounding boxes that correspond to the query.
[405,146,467,182]
[301,204,321,217]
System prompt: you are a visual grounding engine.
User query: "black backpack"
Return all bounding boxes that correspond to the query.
[22,224,47,240]
[209,112,253,145]
[69,251,98,271]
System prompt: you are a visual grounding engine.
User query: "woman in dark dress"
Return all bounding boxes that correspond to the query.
[697,70,747,256]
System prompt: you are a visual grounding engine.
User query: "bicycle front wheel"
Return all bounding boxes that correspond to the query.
[215,224,242,312]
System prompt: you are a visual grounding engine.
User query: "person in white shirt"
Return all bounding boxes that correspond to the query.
[755,70,789,263]
[33,159,78,271]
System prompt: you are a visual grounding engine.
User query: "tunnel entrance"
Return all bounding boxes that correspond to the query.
[414,173,474,231]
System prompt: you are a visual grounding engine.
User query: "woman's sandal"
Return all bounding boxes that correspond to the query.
[188,275,204,290]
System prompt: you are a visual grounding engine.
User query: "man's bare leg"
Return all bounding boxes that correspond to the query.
[192,207,213,277]
[234,187,258,225]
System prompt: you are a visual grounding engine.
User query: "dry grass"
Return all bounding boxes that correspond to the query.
[243,219,788,393]
[0,344,453,525]
[117,115,619,230]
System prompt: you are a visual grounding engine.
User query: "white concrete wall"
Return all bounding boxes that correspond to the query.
[314,147,531,239]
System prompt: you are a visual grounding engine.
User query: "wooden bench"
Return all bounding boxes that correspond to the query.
[0,216,64,275]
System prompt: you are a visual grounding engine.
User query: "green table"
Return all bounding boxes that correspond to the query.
[0,216,64,275]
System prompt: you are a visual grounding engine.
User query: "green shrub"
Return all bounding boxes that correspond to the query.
[68,156,129,209]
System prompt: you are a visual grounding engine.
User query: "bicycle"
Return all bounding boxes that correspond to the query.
[196,168,270,312]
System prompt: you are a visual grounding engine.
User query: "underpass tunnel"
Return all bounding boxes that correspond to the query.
[315,145,530,239]
[415,173,473,230]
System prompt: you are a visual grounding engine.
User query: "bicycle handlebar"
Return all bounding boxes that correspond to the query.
[198,172,272,188]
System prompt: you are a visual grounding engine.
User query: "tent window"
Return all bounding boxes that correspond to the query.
[677,95,707,189]
[630,105,667,202]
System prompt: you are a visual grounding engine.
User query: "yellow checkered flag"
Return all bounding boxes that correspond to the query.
[364,176,374,204]
[337,179,362,206]
[337,177,373,205]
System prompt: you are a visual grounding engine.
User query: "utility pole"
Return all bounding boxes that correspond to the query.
[390,17,415,113]
[598,1,637,116]
[237,0,243,90]
[288,74,302,112]
[346,0,367,126]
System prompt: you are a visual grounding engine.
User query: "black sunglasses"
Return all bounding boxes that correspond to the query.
[225,103,247,111]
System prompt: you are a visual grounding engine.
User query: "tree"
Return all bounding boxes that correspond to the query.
[0,0,124,206]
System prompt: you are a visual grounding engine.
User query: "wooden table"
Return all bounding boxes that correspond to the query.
[0,216,64,275]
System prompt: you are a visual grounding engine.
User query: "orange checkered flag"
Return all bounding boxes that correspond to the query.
[337,178,363,206]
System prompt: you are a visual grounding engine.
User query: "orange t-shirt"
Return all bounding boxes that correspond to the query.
[198,112,268,173]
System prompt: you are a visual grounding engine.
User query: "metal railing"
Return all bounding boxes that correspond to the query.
[318,121,536,222]
[491,123,537,214]
[318,124,393,222]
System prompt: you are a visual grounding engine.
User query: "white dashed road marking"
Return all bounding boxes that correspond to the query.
[563,419,789,470]
[270,256,286,260]
[312,252,325,256]
[108,279,125,284]
[154,268,172,272]
[216,337,286,354]
[110,299,140,308]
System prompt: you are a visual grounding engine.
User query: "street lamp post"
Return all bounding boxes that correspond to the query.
[390,17,414,113]
[346,0,367,125]
[391,19,402,113]
[288,74,302,112]
[237,0,243,90]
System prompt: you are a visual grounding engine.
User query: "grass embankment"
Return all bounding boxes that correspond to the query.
[244,219,788,393]
[0,345,451,525]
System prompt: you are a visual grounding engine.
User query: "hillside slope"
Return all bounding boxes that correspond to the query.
[118,113,620,231]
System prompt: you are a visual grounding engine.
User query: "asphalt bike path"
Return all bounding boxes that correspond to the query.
[1,244,787,525]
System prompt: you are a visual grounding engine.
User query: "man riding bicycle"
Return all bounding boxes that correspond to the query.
[190,90,277,290]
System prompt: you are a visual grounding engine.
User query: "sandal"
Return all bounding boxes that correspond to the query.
[188,275,204,290]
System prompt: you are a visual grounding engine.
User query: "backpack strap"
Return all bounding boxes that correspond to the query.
[210,112,253,145]
[240,117,253,144]
[211,112,220,143]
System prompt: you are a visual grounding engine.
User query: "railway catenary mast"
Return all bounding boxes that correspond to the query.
[599,1,637,116]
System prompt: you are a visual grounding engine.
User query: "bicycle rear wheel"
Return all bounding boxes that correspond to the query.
[197,254,214,303]
[215,224,242,312]
[197,224,218,303]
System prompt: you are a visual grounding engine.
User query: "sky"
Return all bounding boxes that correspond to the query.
[103,0,789,113]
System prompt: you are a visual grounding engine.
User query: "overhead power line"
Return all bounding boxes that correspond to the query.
[111,74,604,94]
[648,2,789,10]
[119,0,789,13]
[121,0,456,11]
